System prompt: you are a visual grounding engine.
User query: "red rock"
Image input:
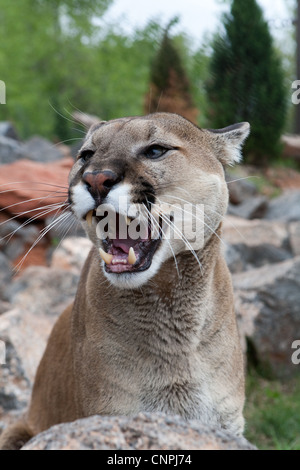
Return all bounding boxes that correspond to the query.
[0,158,73,220]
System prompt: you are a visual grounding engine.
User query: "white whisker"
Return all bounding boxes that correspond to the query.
[15,212,71,272]
[156,195,225,248]
[143,203,180,277]
[152,205,203,274]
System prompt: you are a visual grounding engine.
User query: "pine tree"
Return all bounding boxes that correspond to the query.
[207,0,287,165]
[144,19,198,124]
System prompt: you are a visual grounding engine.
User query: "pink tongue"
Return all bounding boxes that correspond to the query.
[112,238,134,254]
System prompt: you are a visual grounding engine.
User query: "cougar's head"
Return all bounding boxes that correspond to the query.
[69,113,250,288]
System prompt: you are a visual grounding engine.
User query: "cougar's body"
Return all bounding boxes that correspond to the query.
[0,113,250,449]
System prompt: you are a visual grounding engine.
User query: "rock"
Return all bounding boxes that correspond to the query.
[0,158,73,220]
[227,196,268,219]
[289,221,300,256]
[281,134,300,161]
[0,264,80,430]
[264,191,300,222]
[51,237,92,274]
[226,173,258,205]
[6,266,79,316]
[223,217,292,272]
[45,214,86,241]
[0,326,30,416]
[223,217,288,247]
[55,143,73,160]
[0,136,27,165]
[22,413,256,451]
[0,122,20,141]
[0,253,12,301]
[23,137,65,163]
[233,257,300,378]
[265,167,300,190]
[0,301,10,315]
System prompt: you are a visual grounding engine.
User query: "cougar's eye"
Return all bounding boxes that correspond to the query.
[144,145,168,160]
[78,150,95,162]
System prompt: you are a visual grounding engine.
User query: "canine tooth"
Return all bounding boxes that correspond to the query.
[99,248,113,265]
[128,247,137,265]
[126,216,131,226]
[86,210,93,227]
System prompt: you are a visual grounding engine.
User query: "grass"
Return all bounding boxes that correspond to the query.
[244,370,300,450]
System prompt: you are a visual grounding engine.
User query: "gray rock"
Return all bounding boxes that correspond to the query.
[0,301,10,315]
[289,221,300,256]
[226,173,258,205]
[233,257,300,378]
[0,220,40,262]
[22,413,256,451]
[0,122,20,141]
[264,191,300,222]
[45,214,86,241]
[0,253,12,301]
[23,137,64,163]
[0,136,27,165]
[51,237,92,274]
[0,334,30,412]
[5,266,79,316]
[228,196,268,220]
[223,217,292,272]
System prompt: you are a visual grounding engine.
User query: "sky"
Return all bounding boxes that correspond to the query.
[101,0,293,47]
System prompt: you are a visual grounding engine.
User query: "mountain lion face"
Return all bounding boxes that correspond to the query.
[68,112,249,289]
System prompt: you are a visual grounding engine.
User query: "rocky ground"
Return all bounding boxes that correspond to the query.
[0,121,299,450]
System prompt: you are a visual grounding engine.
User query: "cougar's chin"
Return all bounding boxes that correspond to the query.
[103,247,165,289]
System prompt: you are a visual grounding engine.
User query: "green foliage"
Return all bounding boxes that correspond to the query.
[207,0,288,165]
[0,1,161,140]
[245,370,300,450]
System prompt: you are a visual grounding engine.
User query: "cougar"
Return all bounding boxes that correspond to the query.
[0,112,250,450]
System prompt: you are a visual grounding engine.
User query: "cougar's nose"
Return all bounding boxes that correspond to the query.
[83,170,122,201]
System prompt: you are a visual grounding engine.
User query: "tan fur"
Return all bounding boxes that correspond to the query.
[0,113,250,449]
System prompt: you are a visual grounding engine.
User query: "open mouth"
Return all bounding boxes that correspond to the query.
[85,209,162,274]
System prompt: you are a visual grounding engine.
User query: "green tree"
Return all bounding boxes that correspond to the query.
[144,19,198,124]
[0,0,112,139]
[207,0,288,165]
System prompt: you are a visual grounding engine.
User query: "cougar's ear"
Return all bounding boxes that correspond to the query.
[206,122,250,166]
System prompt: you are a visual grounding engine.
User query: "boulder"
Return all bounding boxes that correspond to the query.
[289,221,300,256]
[223,217,292,272]
[264,191,300,222]
[0,122,19,141]
[0,253,12,301]
[45,214,86,241]
[51,237,92,273]
[6,265,79,316]
[233,257,300,378]
[0,136,27,165]
[0,301,10,316]
[226,173,258,205]
[0,322,30,419]
[23,137,65,163]
[22,413,256,451]
[227,196,268,219]
[0,264,80,432]
[0,158,73,220]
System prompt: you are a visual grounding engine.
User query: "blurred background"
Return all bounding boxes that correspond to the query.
[0,0,300,451]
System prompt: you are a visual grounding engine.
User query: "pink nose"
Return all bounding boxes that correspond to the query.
[83,170,120,200]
